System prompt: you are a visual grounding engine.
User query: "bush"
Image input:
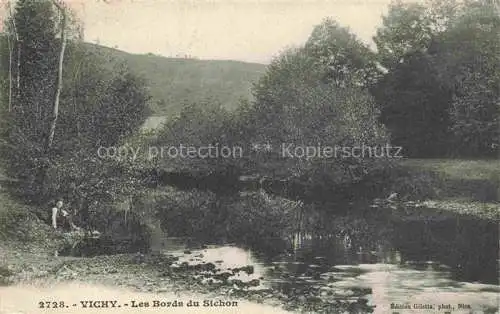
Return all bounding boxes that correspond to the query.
[154,187,302,247]
[368,163,440,201]
[0,192,56,246]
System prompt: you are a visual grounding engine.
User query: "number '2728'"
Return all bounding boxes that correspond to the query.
[39,301,66,308]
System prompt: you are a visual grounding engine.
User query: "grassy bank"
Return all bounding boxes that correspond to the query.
[0,191,58,249]
[390,159,499,220]
[0,189,60,285]
[400,159,500,186]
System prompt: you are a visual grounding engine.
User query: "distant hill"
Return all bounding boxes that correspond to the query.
[84,44,266,116]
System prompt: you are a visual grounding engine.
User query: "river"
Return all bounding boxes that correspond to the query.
[154,206,499,313]
[2,204,496,314]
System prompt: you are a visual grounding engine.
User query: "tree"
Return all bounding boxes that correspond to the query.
[4,1,16,112]
[0,0,151,208]
[432,1,500,156]
[252,48,319,146]
[154,101,243,175]
[249,21,388,191]
[46,0,67,151]
[305,18,380,88]
[373,51,453,157]
[374,1,434,69]
[373,0,499,158]
[7,0,58,141]
[0,0,60,201]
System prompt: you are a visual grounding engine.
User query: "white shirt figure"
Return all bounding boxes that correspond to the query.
[52,200,78,230]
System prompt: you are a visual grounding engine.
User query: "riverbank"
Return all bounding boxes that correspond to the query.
[384,159,499,221]
[0,241,293,314]
[2,222,498,314]
[1,204,498,313]
[398,159,499,203]
[2,240,370,314]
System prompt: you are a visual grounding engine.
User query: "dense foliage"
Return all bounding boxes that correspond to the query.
[373,0,499,158]
[0,0,151,225]
[152,187,302,249]
[0,0,497,255]
[154,19,389,198]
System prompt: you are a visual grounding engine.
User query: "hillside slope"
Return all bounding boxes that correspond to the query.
[84,44,266,116]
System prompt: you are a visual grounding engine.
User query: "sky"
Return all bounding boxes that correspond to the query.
[2,0,401,64]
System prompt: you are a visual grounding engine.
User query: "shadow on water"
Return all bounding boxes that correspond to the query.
[158,204,499,313]
[392,216,498,285]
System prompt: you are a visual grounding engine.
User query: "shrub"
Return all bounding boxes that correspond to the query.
[154,187,302,247]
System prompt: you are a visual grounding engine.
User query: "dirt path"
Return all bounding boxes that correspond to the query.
[0,282,292,314]
[0,245,293,314]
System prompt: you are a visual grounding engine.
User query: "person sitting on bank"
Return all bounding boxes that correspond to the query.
[51,200,80,232]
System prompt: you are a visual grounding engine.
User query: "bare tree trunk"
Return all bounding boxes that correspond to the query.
[6,1,18,112]
[46,0,67,152]
[73,58,85,137]
[7,35,13,112]
[15,44,20,93]
[8,2,21,96]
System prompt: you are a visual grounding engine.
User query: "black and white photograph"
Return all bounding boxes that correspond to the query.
[0,0,498,313]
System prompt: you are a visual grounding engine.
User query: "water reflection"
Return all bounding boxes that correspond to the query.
[393,217,499,285]
[160,208,499,313]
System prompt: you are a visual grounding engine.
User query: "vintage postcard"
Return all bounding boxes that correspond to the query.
[0,0,498,313]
